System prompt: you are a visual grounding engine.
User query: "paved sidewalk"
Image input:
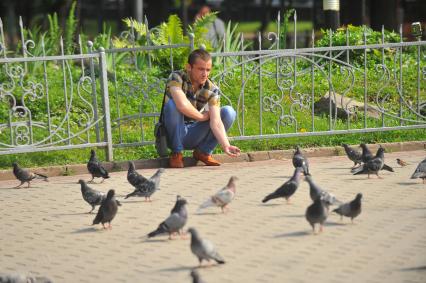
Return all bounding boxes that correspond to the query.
[0,150,425,283]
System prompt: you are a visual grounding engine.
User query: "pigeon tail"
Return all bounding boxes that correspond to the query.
[34,173,49,181]
[351,165,366,175]
[262,192,279,203]
[147,223,167,238]
[197,198,214,212]
[382,164,394,172]
[124,191,137,199]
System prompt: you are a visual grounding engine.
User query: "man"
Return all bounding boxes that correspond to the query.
[163,49,240,168]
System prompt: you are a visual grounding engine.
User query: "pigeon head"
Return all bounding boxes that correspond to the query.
[128,161,135,171]
[187,227,199,237]
[360,143,367,149]
[295,146,301,153]
[12,162,18,168]
[106,189,115,199]
[78,179,86,185]
[376,147,385,157]
[355,193,363,201]
[190,269,200,280]
[90,149,96,157]
[342,143,348,148]
[157,168,165,174]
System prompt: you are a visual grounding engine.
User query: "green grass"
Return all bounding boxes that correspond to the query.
[235,21,313,34]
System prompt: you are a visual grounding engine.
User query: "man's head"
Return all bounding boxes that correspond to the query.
[186,49,212,87]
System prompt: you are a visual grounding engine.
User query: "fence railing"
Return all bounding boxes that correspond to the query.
[0,12,425,161]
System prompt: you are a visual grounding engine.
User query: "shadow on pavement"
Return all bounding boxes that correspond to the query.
[157,265,196,272]
[71,227,98,234]
[396,182,420,186]
[274,230,310,238]
[399,265,426,272]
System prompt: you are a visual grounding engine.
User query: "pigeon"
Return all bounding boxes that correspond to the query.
[333,193,362,223]
[396,158,408,167]
[92,189,119,229]
[147,197,188,239]
[352,147,386,178]
[125,168,165,201]
[187,227,225,266]
[127,161,148,187]
[197,176,238,213]
[0,273,53,283]
[262,167,303,204]
[411,158,426,183]
[360,143,373,163]
[78,179,105,213]
[190,269,206,283]
[304,175,341,206]
[292,146,310,175]
[87,149,110,183]
[305,197,329,234]
[342,144,362,168]
[12,162,48,188]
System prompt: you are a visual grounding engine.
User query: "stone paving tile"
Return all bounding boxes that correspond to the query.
[0,150,425,283]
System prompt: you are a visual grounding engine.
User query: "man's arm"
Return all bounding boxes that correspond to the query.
[209,105,240,157]
[169,86,209,121]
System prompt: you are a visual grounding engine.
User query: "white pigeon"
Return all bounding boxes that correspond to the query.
[197,176,238,213]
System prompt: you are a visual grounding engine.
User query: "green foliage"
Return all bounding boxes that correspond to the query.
[46,12,60,55]
[64,1,78,54]
[279,8,295,49]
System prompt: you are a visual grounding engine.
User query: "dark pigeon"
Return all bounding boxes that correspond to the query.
[352,147,386,178]
[12,162,48,188]
[292,146,310,175]
[360,143,373,163]
[342,144,362,168]
[87,149,110,183]
[333,193,362,223]
[304,175,341,206]
[262,167,303,204]
[92,189,119,229]
[170,195,182,214]
[190,269,206,283]
[411,158,426,184]
[127,161,148,187]
[78,179,105,213]
[305,198,329,234]
[125,168,165,201]
[0,273,53,283]
[187,227,225,266]
[147,197,188,239]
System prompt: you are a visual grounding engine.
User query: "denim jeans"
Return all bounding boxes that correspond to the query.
[163,99,236,154]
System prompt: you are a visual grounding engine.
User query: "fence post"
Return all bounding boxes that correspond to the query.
[99,47,113,161]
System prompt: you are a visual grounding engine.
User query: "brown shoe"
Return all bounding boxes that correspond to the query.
[169,152,184,168]
[193,149,221,166]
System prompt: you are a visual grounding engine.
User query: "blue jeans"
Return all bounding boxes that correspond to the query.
[163,99,236,154]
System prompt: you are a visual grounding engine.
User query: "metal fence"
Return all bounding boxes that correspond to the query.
[0,12,425,161]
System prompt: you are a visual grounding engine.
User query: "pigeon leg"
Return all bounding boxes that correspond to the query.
[102,223,107,229]
[27,182,31,188]
[108,222,112,229]
[88,206,95,214]
[88,176,95,184]
[340,215,343,222]
[319,225,324,233]
[100,178,105,183]
[376,172,383,179]
[14,182,25,189]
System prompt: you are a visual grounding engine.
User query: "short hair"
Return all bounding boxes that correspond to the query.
[188,49,211,65]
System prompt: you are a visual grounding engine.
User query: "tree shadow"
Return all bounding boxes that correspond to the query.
[274,230,311,238]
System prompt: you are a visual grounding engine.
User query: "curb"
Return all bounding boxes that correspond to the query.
[1,141,424,182]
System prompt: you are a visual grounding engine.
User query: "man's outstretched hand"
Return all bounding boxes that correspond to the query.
[223,145,241,157]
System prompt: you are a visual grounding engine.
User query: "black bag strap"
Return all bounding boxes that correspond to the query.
[158,90,167,123]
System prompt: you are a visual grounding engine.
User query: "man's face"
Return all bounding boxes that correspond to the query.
[187,58,212,87]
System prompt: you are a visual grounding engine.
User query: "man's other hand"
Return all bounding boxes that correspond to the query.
[198,111,210,122]
[223,145,241,157]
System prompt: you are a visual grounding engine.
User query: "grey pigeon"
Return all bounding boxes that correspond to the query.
[87,149,110,183]
[190,269,206,283]
[0,273,53,283]
[12,162,48,188]
[292,146,310,175]
[78,179,105,213]
[342,144,362,168]
[304,175,341,206]
[333,193,362,223]
[170,195,182,214]
[125,168,165,201]
[411,158,426,183]
[92,189,119,229]
[127,161,148,187]
[187,227,225,266]
[147,197,188,239]
[262,167,303,204]
[352,147,386,178]
[360,143,373,163]
[197,176,238,213]
[305,198,329,234]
